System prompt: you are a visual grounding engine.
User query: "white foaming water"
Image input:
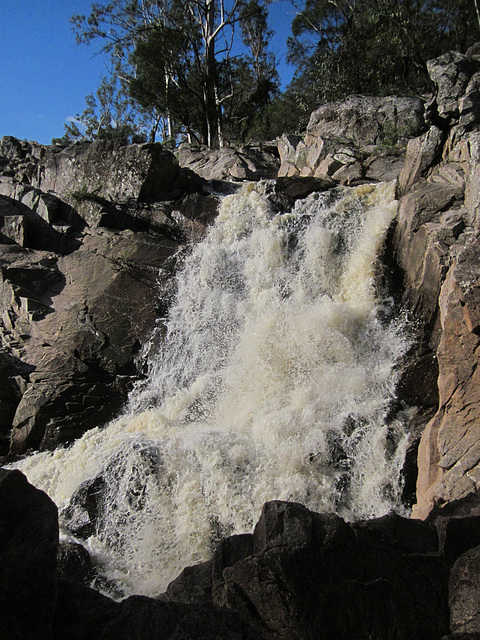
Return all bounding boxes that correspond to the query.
[12,181,410,598]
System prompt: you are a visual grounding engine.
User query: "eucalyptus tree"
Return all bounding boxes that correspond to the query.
[70,0,278,147]
[54,74,151,144]
[222,0,280,141]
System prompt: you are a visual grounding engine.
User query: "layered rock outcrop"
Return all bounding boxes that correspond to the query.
[0,138,219,456]
[175,143,279,182]
[387,45,480,520]
[277,95,426,183]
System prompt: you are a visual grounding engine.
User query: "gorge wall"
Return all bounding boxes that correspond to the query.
[2,44,480,639]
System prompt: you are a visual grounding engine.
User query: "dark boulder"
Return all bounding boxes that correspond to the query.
[449,545,480,636]
[0,468,262,640]
[165,501,449,640]
[57,541,95,585]
[53,579,263,640]
[0,468,58,640]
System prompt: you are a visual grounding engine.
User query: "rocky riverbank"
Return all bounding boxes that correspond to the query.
[2,44,480,639]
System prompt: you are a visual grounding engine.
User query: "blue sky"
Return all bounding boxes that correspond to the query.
[1,0,296,145]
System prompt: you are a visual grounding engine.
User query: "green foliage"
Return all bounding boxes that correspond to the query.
[54,76,149,145]
[214,0,280,143]
[286,0,480,128]
[55,0,480,147]
[128,17,205,144]
[70,185,103,204]
[62,0,279,148]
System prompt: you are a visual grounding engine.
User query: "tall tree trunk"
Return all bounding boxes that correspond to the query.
[203,0,220,147]
[475,0,480,31]
[165,72,173,143]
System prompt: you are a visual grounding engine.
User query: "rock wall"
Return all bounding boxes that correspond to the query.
[277,95,426,183]
[388,45,480,520]
[0,138,219,456]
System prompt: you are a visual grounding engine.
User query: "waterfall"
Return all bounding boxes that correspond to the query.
[11,180,410,598]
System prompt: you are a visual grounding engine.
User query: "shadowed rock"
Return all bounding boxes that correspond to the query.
[0,468,58,640]
[165,501,449,640]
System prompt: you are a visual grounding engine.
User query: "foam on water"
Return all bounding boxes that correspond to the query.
[11,181,410,598]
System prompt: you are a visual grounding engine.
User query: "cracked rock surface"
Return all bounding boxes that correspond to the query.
[0,137,219,455]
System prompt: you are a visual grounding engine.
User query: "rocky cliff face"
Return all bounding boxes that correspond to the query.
[3,43,480,640]
[277,94,426,183]
[0,138,218,456]
[389,44,480,520]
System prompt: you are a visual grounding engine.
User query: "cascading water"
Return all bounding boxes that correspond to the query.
[11,180,410,599]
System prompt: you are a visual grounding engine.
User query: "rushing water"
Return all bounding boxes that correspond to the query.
[12,181,410,598]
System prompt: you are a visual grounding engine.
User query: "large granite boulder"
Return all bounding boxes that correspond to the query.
[34,140,184,201]
[307,95,426,147]
[175,143,279,182]
[427,50,480,124]
[277,95,426,182]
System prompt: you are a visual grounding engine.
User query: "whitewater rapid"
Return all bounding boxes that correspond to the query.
[12,181,410,598]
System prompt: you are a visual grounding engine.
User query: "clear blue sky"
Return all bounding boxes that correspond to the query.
[1,0,295,145]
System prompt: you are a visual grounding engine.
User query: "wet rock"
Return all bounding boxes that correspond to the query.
[61,441,164,552]
[164,559,214,605]
[270,175,336,211]
[62,474,108,539]
[53,579,263,640]
[57,541,95,584]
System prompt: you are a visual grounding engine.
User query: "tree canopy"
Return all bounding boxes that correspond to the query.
[286,0,480,124]
[59,0,279,147]
[54,0,480,146]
